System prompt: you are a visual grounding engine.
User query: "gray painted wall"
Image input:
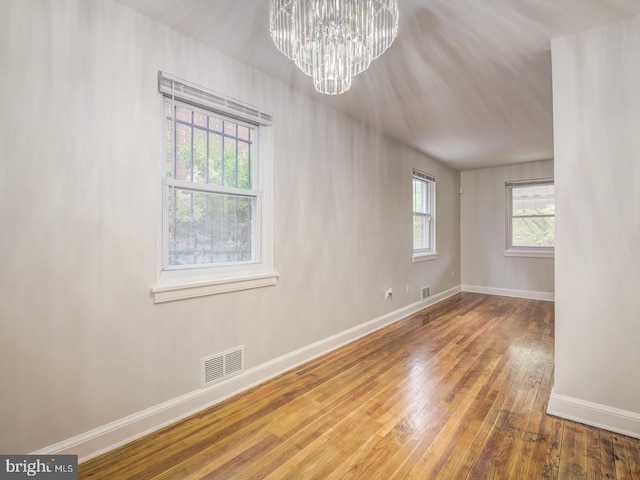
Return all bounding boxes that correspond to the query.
[552,15,640,414]
[461,160,555,296]
[0,0,460,453]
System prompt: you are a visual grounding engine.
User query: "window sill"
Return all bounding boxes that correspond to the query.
[412,252,439,263]
[504,249,554,259]
[151,271,279,303]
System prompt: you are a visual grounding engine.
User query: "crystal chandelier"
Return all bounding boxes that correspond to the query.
[269,0,399,95]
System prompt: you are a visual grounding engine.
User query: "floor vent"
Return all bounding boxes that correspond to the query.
[202,346,244,388]
[421,286,431,300]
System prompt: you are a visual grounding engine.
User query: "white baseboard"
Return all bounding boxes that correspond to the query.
[462,284,554,302]
[33,285,461,463]
[547,389,640,439]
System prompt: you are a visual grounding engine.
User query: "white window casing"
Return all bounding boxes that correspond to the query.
[505,178,555,258]
[151,72,278,302]
[412,169,438,262]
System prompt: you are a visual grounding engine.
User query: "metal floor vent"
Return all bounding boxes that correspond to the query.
[421,286,431,300]
[201,346,244,388]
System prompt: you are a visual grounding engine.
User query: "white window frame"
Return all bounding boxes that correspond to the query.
[412,169,438,263]
[151,72,278,302]
[505,178,555,259]
[161,105,260,271]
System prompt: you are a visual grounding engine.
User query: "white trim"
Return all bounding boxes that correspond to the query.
[157,94,275,294]
[412,170,436,257]
[504,248,554,259]
[412,252,439,263]
[33,285,461,462]
[166,178,259,198]
[150,272,279,303]
[461,284,554,302]
[506,179,555,252]
[547,389,640,440]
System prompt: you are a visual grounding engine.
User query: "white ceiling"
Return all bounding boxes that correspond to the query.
[115,0,640,171]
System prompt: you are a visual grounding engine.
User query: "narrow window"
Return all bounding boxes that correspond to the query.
[413,170,436,258]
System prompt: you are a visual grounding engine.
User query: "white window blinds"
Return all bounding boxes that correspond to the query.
[158,71,272,126]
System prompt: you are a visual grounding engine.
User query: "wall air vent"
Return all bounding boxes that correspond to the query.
[201,346,244,388]
[421,286,431,300]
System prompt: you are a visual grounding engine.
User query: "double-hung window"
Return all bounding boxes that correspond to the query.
[152,72,277,302]
[412,170,437,261]
[164,102,257,267]
[505,178,555,258]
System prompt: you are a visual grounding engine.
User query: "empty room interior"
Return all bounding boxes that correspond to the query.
[1,0,639,478]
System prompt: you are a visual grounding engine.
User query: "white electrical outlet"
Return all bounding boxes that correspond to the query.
[385,288,393,301]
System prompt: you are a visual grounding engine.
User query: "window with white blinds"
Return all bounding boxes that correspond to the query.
[156,72,275,294]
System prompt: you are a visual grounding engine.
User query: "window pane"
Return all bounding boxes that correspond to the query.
[413,172,435,254]
[167,188,254,266]
[175,122,192,181]
[237,125,250,141]
[224,138,238,187]
[424,181,431,213]
[209,116,223,132]
[163,99,259,270]
[208,133,223,185]
[413,179,424,213]
[165,117,174,179]
[413,214,430,251]
[224,121,236,136]
[165,101,256,188]
[193,111,207,128]
[237,141,251,189]
[512,185,555,215]
[512,217,555,247]
[413,178,430,214]
[175,106,191,123]
[193,128,207,183]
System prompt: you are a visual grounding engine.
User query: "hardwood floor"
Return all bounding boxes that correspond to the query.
[79,293,640,479]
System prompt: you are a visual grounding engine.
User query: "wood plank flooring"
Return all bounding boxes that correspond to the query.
[79,293,640,479]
